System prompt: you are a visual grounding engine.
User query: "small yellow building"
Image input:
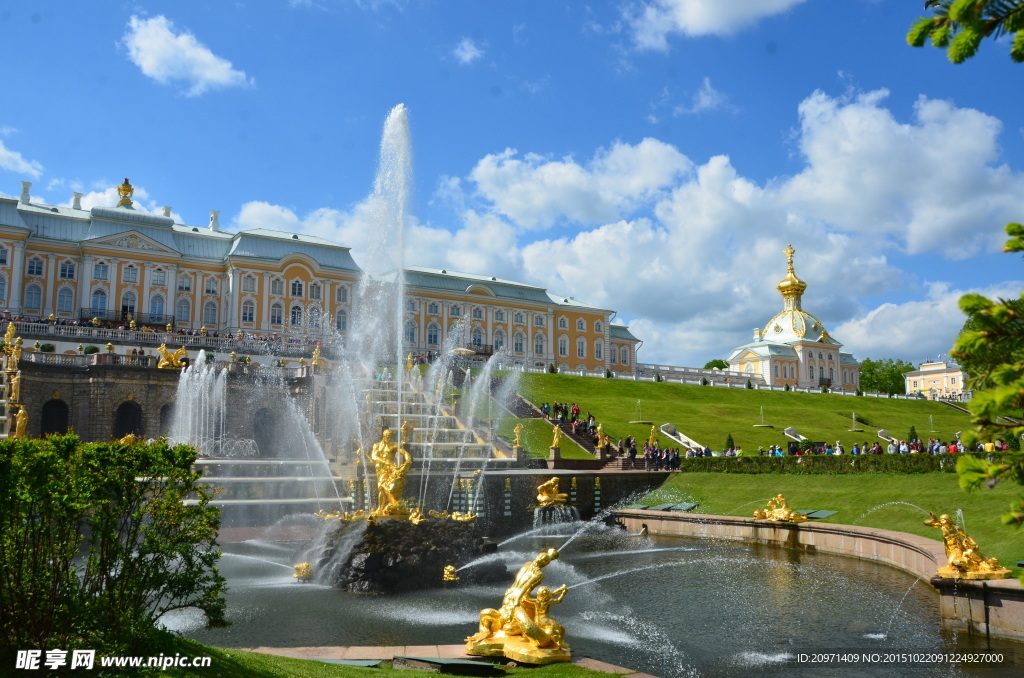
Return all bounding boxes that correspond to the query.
[904,360,967,400]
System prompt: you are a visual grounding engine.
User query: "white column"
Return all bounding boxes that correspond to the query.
[193,274,203,327]
[141,263,152,315]
[261,272,272,331]
[227,268,240,330]
[166,264,179,325]
[79,254,93,315]
[8,242,23,311]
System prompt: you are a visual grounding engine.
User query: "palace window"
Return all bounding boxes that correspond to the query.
[576,318,585,332]
[775,365,779,379]
[514,312,524,324]
[534,334,546,356]
[121,292,136,315]
[558,317,568,330]
[176,298,190,323]
[472,307,483,319]
[271,278,285,296]
[59,261,76,279]
[152,269,166,286]
[493,330,505,351]
[558,336,568,357]
[405,322,417,344]
[809,366,815,379]
[495,310,505,322]
[204,277,218,295]
[150,295,164,318]
[406,300,417,312]
[336,286,349,303]
[951,377,957,385]
[595,340,603,360]
[576,337,586,359]
[123,265,138,284]
[177,274,191,291]
[291,280,304,297]
[471,328,483,346]
[0,248,7,265]
[450,305,462,317]
[428,302,439,314]
[427,323,439,345]
[310,307,322,330]
[535,315,545,327]
[270,303,283,325]
[57,288,73,313]
[514,332,525,353]
[309,283,322,301]
[27,258,43,277]
[203,301,217,325]
[241,300,255,323]
[94,263,109,281]
[92,289,107,312]
[620,347,629,366]
[0,277,6,301]
[336,310,348,332]
[594,321,602,333]
[611,346,618,365]
[242,275,256,293]
[24,284,41,310]
[290,305,303,326]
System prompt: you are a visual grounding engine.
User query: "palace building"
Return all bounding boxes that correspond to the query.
[727,244,860,389]
[0,180,640,374]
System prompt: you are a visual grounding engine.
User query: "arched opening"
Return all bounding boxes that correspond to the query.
[114,401,143,438]
[40,399,70,436]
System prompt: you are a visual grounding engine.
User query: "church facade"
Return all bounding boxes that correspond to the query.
[0,180,639,374]
[727,245,860,389]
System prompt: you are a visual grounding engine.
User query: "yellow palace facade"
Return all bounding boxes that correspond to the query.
[0,180,639,373]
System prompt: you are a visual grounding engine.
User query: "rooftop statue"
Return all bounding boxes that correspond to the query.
[117,178,134,208]
[924,512,1011,580]
[466,547,570,664]
[536,477,568,507]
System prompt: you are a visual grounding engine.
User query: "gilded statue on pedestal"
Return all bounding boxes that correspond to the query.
[753,494,807,523]
[466,547,570,664]
[366,427,412,516]
[924,512,1011,580]
[156,344,188,369]
[5,336,22,373]
[117,178,134,207]
[8,373,20,404]
[311,345,325,368]
[13,406,28,438]
[536,477,568,507]
[513,423,524,447]
[551,424,562,449]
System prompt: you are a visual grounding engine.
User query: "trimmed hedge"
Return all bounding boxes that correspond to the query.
[674,452,1013,475]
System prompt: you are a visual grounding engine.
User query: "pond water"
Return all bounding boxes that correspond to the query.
[171,526,1024,677]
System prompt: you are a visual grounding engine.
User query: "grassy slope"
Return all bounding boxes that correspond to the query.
[638,472,1023,577]
[516,373,973,451]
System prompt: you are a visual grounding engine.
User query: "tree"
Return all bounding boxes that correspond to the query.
[725,433,735,451]
[907,0,1024,63]
[858,357,916,394]
[908,425,920,443]
[704,359,729,370]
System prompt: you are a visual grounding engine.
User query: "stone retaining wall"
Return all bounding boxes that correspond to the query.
[614,509,1024,642]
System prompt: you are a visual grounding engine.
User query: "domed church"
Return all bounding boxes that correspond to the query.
[727,244,860,389]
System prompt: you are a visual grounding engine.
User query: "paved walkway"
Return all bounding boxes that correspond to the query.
[238,645,654,677]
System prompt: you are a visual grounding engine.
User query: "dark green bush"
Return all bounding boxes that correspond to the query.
[0,435,225,656]
[676,451,1002,475]
[83,344,100,355]
[39,343,55,352]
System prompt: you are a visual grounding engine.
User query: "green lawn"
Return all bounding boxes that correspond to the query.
[638,471,1024,577]
[515,373,975,452]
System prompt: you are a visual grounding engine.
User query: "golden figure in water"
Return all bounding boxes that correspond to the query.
[535,477,568,507]
[156,344,188,369]
[753,494,807,523]
[466,547,570,664]
[924,512,1010,580]
[366,428,412,516]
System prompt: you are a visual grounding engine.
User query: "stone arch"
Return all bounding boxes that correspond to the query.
[40,399,70,436]
[114,401,143,438]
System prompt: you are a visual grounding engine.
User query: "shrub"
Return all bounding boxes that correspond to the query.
[725,433,735,451]
[784,383,791,391]
[746,379,753,389]
[0,435,225,656]
[908,425,919,443]
[701,378,709,386]
[39,343,55,353]
[675,452,1000,475]
[547,364,556,374]
[83,344,100,355]
[605,369,612,378]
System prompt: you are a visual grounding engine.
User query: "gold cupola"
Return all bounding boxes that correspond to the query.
[776,243,807,311]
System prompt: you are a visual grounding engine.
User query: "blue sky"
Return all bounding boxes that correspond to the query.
[1,1,1022,367]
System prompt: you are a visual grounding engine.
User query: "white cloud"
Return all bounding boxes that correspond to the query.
[122,15,253,97]
[628,0,810,50]
[453,38,484,65]
[0,139,43,179]
[676,77,730,115]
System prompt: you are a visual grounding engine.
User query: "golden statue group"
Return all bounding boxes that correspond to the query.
[366,422,414,516]
[466,548,571,664]
[752,494,807,523]
[924,512,1010,580]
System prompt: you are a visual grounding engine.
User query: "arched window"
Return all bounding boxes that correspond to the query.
[309,283,321,300]
[290,305,303,327]
[150,295,165,319]
[535,315,545,327]
[405,321,417,344]
[620,347,629,365]
[427,323,439,345]
[291,280,304,297]
[472,307,483,319]
[495,310,505,322]
[336,286,349,303]
[270,303,283,325]
[241,300,255,323]
[493,330,505,351]
[27,257,43,277]
[309,307,322,330]
[558,317,568,330]
[176,298,190,323]
[558,336,568,357]
[576,318,585,332]
[774,364,779,379]
[809,365,815,379]
[242,275,256,292]
[24,284,41,310]
[534,334,546,355]
[471,328,483,346]
[576,337,586,359]
[123,264,138,284]
[594,321,602,333]
[514,312,524,324]
[829,367,834,380]
[595,340,603,360]
[203,301,217,325]
[335,310,348,332]
[121,292,136,315]
[611,346,618,365]
[451,305,461,317]
[271,278,284,295]
[0,277,6,302]
[57,288,73,313]
[428,302,439,314]
[514,332,525,353]
[745,363,754,374]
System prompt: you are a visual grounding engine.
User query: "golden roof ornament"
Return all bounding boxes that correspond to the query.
[776,243,808,311]
[117,178,134,208]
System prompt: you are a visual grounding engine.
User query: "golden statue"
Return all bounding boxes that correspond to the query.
[513,423,524,447]
[536,477,568,507]
[3,321,15,348]
[443,565,460,582]
[8,373,20,403]
[466,548,570,664]
[117,178,134,207]
[924,513,1011,580]
[753,494,807,523]
[311,345,324,368]
[293,562,312,581]
[551,424,562,448]
[156,344,188,368]
[5,337,22,373]
[119,432,140,445]
[406,353,414,372]
[366,428,413,516]
[648,424,658,447]
[13,406,28,438]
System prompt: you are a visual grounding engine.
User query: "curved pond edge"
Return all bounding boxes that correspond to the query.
[613,508,1024,642]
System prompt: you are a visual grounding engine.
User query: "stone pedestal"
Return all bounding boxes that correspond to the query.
[596,444,610,460]
[513,445,525,462]
[548,446,561,460]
